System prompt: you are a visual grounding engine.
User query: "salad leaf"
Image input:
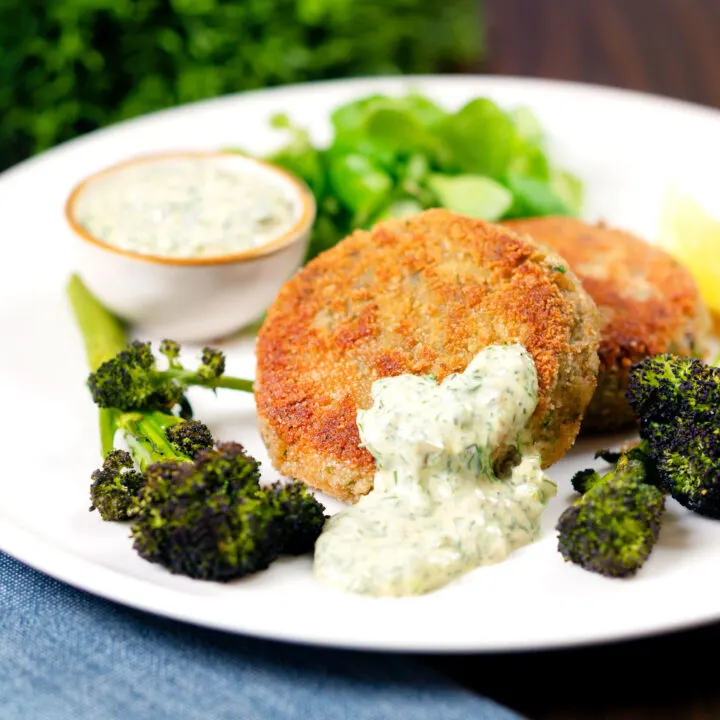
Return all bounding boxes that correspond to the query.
[437,98,517,177]
[551,169,584,215]
[508,143,550,180]
[256,92,584,262]
[504,172,574,218]
[378,199,425,220]
[510,106,545,146]
[363,108,438,157]
[327,153,393,224]
[426,174,512,221]
[266,113,326,196]
[331,93,446,135]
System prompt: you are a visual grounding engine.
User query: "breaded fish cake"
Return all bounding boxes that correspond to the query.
[255,209,602,503]
[503,216,712,432]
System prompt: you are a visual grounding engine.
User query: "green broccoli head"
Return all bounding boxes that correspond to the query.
[558,453,664,578]
[676,360,720,419]
[626,354,719,423]
[198,347,226,381]
[158,339,181,367]
[89,450,145,521]
[133,489,281,582]
[87,340,185,412]
[90,413,216,524]
[571,445,658,496]
[166,420,214,459]
[625,354,720,517]
[571,468,601,495]
[191,441,262,500]
[130,443,326,581]
[653,421,720,518]
[261,481,328,555]
[86,340,252,413]
[132,442,256,509]
[557,476,665,578]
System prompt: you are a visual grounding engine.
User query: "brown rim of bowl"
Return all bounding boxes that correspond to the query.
[64,150,316,267]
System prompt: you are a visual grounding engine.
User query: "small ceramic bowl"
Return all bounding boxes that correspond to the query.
[65,151,315,342]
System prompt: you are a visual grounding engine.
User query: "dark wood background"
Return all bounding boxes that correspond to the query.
[485,0,720,108]
[430,2,720,718]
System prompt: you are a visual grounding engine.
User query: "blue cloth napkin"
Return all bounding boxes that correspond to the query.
[0,552,523,720]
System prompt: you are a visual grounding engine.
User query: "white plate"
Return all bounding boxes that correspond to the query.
[2,75,720,654]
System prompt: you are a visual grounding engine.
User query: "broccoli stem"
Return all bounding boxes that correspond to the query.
[119,411,187,470]
[67,274,130,458]
[161,368,254,394]
[100,408,119,457]
[66,274,128,370]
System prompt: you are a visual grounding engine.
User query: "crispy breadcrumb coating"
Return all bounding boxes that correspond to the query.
[256,210,602,502]
[504,216,712,432]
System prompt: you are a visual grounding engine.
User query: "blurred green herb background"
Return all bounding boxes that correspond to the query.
[0,0,483,172]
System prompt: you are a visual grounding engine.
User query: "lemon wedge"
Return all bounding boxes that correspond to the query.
[658,189,720,328]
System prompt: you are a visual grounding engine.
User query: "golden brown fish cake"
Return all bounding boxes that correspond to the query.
[255,209,602,503]
[503,216,712,432]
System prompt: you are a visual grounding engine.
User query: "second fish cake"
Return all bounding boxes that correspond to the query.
[504,216,712,433]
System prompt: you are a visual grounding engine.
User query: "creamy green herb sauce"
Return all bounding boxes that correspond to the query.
[75,157,297,258]
[313,344,556,597]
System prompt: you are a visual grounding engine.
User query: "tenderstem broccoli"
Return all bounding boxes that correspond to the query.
[67,274,129,453]
[68,274,327,580]
[557,451,665,578]
[558,352,720,578]
[68,274,214,520]
[130,443,326,581]
[90,409,215,521]
[88,337,254,414]
[626,354,720,518]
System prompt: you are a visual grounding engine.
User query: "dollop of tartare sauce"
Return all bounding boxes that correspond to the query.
[74,157,297,258]
[313,344,557,597]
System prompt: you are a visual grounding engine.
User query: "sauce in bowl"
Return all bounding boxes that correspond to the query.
[72,154,301,259]
[65,151,315,342]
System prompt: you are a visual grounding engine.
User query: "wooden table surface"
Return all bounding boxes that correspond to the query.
[430,2,720,718]
[484,0,720,108]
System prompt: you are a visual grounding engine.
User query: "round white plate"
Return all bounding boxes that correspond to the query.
[2,75,719,654]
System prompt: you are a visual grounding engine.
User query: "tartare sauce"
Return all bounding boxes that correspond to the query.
[74,156,298,258]
[313,344,556,597]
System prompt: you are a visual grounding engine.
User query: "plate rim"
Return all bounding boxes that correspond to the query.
[4,515,719,654]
